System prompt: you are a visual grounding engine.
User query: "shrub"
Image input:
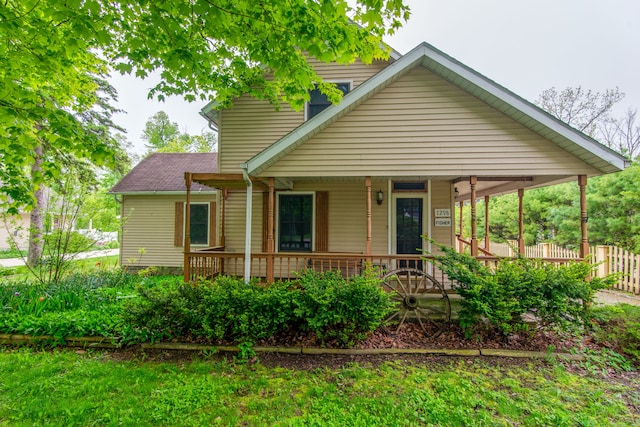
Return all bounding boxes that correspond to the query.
[429,244,614,337]
[197,276,298,343]
[293,266,394,345]
[120,277,200,343]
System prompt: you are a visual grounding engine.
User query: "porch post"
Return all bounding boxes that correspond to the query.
[458,201,464,253]
[184,172,192,282]
[470,176,478,256]
[518,188,525,255]
[578,175,589,259]
[365,176,372,255]
[484,195,490,252]
[266,178,275,283]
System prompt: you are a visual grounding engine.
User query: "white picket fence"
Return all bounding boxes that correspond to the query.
[480,241,639,295]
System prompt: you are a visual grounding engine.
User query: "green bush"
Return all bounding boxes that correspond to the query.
[120,277,199,343]
[44,230,94,254]
[197,276,297,343]
[429,244,614,337]
[294,266,394,345]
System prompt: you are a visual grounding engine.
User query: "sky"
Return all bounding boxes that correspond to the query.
[109,0,640,155]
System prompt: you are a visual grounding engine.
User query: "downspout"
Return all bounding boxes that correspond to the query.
[241,164,252,283]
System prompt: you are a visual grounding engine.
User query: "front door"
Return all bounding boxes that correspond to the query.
[395,197,424,269]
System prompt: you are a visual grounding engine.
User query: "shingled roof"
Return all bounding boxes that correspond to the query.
[110,153,218,194]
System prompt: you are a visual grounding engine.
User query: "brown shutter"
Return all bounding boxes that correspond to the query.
[315,191,329,252]
[262,192,269,251]
[209,201,216,247]
[174,201,184,247]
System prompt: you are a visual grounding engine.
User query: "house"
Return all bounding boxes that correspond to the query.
[181,42,628,284]
[110,152,218,272]
[1,212,30,251]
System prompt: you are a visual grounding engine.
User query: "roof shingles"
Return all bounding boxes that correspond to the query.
[110,153,217,193]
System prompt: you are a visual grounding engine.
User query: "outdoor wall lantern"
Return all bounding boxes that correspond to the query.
[454,187,459,197]
[376,189,384,205]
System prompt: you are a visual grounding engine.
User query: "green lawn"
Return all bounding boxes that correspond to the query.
[0,348,637,426]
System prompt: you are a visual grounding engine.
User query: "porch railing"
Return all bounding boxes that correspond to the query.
[184,249,579,291]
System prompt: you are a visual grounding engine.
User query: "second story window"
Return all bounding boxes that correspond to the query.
[306,82,350,120]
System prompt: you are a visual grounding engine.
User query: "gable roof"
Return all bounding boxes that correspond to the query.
[243,42,629,176]
[110,153,218,194]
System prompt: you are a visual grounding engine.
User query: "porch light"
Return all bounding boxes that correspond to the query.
[454,187,459,197]
[376,189,384,205]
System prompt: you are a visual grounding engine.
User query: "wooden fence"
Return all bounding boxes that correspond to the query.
[481,242,639,294]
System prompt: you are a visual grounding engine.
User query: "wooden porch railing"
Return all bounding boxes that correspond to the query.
[184,250,581,291]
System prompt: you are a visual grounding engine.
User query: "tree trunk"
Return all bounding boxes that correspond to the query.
[27,144,44,267]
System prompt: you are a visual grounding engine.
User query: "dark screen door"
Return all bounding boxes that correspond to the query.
[396,198,423,269]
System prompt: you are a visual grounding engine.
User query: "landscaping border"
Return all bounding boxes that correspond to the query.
[0,334,585,360]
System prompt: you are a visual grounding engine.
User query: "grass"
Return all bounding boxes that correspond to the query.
[0,249,27,259]
[0,348,637,426]
[0,254,119,279]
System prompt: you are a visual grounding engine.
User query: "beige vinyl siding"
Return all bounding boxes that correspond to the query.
[219,59,391,174]
[221,190,264,254]
[120,194,215,268]
[260,67,601,177]
[429,181,454,253]
[223,180,389,255]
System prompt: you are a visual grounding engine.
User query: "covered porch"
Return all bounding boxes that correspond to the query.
[182,172,591,285]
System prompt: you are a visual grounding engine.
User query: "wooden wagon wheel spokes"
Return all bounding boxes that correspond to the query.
[380,267,451,338]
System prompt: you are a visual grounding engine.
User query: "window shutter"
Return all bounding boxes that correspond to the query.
[174,202,184,247]
[209,201,216,247]
[262,193,269,252]
[315,191,329,252]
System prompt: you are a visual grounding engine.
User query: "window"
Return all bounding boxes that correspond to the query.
[306,82,350,120]
[278,194,313,252]
[189,203,209,245]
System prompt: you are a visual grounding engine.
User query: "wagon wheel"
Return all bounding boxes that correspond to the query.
[380,268,451,338]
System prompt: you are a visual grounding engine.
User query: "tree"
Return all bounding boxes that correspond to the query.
[602,108,640,159]
[1,4,121,213]
[141,111,181,152]
[2,1,408,210]
[142,111,217,154]
[535,86,624,140]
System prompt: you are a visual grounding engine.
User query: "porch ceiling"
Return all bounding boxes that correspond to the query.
[453,175,574,201]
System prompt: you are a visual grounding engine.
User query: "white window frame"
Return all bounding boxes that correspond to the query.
[304,80,353,121]
[276,192,316,252]
[185,202,210,247]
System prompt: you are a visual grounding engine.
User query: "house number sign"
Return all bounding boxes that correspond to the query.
[434,208,451,227]
[434,218,452,227]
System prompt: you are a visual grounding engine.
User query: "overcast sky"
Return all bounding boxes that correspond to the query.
[109,0,640,155]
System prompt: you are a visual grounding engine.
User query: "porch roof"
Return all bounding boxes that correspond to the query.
[243,42,629,177]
